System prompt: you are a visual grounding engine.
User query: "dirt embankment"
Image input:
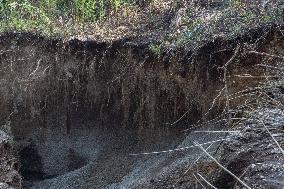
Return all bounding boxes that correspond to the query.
[0,27,281,130]
[0,25,283,188]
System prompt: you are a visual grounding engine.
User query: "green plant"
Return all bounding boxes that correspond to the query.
[231,24,242,35]
[241,11,257,25]
[0,0,133,27]
[149,44,162,56]
[74,0,132,21]
[262,8,282,24]
[0,1,42,31]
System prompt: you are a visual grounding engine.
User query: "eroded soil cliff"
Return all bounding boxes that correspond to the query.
[0,25,283,188]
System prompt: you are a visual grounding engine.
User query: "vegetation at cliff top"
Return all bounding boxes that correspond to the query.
[0,0,283,49]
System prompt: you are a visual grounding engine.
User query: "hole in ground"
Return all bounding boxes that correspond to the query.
[18,138,88,188]
[19,142,44,181]
[13,120,184,189]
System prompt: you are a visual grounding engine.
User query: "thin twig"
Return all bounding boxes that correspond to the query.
[197,173,218,189]
[182,144,214,176]
[200,86,226,121]
[222,45,241,70]
[234,75,280,78]
[257,64,284,72]
[169,108,191,126]
[259,118,284,156]
[194,130,240,133]
[248,51,284,60]
[18,65,50,83]
[173,144,214,188]
[184,112,231,132]
[171,45,240,126]
[194,141,251,189]
[192,174,206,189]
[129,138,228,156]
[218,45,240,121]
[29,58,42,77]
